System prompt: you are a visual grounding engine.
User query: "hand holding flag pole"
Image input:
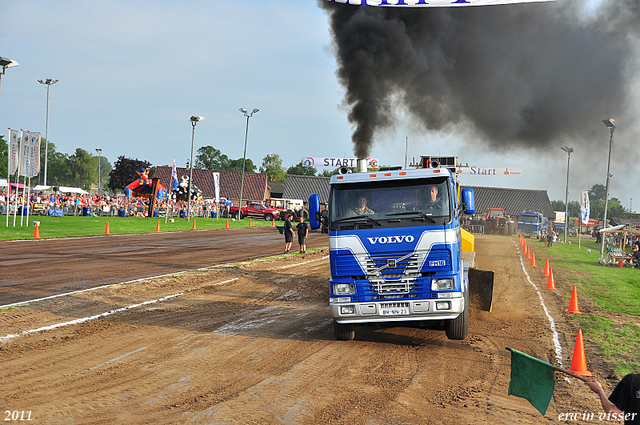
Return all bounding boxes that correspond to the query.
[505,347,592,416]
[506,347,591,382]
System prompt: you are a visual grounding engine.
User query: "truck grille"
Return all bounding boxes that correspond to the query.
[380,302,410,309]
[359,253,423,298]
[363,254,421,276]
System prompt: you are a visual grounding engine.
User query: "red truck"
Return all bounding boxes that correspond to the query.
[228,202,280,221]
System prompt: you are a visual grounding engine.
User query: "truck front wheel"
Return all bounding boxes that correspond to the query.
[264,213,273,222]
[445,290,469,340]
[334,321,355,340]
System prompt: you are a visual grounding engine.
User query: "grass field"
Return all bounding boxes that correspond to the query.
[0,214,277,240]
[525,235,640,377]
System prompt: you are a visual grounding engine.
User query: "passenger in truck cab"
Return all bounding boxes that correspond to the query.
[346,195,375,217]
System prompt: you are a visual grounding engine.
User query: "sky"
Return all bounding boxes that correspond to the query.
[1,0,638,209]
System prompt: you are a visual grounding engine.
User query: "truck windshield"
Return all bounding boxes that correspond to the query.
[519,215,540,223]
[330,177,451,230]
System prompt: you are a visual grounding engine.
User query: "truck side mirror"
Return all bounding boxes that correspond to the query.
[461,189,475,214]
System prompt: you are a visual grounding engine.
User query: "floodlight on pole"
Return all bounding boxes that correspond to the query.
[0,56,19,98]
[38,78,59,187]
[599,118,616,263]
[187,116,204,222]
[237,108,259,219]
[95,149,102,195]
[561,146,575,244]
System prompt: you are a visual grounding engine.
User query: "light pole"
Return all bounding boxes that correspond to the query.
[187,116,204,221]
[38,78,59,187]
[95,149,102,195]
[0,57,19,98]
[237,108,259,219]
[561,146,575,243]
[599,118,616,262]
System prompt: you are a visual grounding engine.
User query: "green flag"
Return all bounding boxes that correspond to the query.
[508,348,556,416]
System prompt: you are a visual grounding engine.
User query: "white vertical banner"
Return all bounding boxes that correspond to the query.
[8,129,19,175]
[19,131,31,177]
[580,191,590,225]
[29,132,41,178]
[212,172,220,202]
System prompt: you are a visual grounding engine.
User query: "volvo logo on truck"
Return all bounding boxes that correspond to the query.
[366,235,415,244]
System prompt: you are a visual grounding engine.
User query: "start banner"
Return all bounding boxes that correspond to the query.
[324,0,553,6]
[456,166,523,176]
[302,157,380,168]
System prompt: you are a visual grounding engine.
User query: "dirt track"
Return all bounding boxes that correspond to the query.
[0,234,611,424]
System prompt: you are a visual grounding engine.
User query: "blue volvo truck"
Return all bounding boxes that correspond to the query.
[517,210,548,238]
[327,157,493,341]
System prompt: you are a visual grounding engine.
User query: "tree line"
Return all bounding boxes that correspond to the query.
[551,184,639,221]
[0,136,111,191]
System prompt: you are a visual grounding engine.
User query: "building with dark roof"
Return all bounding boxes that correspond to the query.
[153,166,268,204]
[463,186,555,219]
[283,175,331,204]
[268,181,285,199]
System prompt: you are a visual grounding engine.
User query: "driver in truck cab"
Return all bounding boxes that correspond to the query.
[416,184,445,214]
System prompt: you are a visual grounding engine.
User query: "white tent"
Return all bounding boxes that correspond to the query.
[56,186,89,195]
[0,179,7,188]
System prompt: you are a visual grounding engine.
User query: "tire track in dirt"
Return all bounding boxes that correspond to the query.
[0,239,604,424]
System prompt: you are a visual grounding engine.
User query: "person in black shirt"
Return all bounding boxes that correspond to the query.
[283,213,295,254]
[296,216,309,254]
[586,374,640,424]
[630,244,640,268]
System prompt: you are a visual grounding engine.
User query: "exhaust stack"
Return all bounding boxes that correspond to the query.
[357,158,368,173]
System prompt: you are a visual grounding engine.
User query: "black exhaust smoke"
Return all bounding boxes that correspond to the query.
[319,0,640,158]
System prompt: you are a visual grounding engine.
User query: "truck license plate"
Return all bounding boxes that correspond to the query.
[381,307,410,316]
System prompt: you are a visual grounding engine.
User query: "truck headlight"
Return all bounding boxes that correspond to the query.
[432,278,454,291]
[340,306,355,315]
[333,283,355,295]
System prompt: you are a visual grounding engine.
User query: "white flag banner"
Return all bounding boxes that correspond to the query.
[212,172,220,202]
[8,129,19,175]
[28,132,41,178]
[325,0,553,6]
[19,131,32,177]
[580,191,590,225]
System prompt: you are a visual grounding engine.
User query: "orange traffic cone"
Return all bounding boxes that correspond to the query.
[33,222,40,239]
[105,221,111,235]
[225,219,230,229]
[568,329,592,376]
[546,268,556,290]
[156,220,161,232]
[192,219,197,230]
[567,285,581,314]
[249,218,252,227]
[530,251,537,267]
[272,219,275,227]
[543,259,550,276]
[525,245,531,259]
[519,235,524,246]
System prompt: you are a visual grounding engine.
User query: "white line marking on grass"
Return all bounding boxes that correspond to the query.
[513,240,563,366]
[0,293,183,343]
[277,255,329,270]
[90,346,148,370]
[0,277,241,343]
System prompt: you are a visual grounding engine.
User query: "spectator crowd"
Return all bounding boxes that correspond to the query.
[0,189,230,219]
